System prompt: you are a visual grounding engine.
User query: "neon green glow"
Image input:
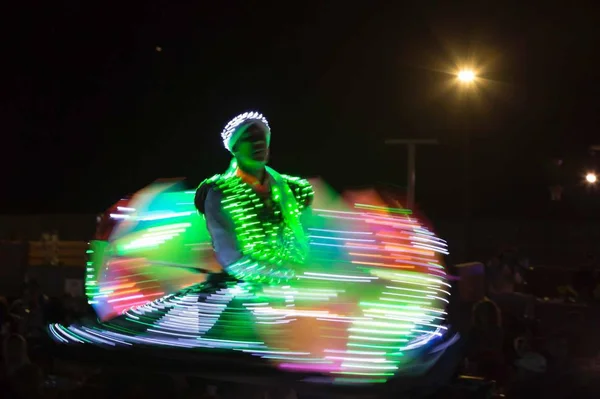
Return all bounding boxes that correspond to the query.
[68,168,452,385]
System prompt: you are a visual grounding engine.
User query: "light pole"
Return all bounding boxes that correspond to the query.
[384,139,439,210]
[587,145,600,186]
[456,69,477,259]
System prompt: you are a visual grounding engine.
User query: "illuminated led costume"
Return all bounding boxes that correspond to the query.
[195,165,313,285]
[48,112,456,387]
[199,112,311,279]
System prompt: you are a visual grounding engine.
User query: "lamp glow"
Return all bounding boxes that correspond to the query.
[457,70,476,83]
[586,172,597,184]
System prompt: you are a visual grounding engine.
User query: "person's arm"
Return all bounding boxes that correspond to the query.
[283,176,314,227]
[202,188,295,283]
[299,180,314,225]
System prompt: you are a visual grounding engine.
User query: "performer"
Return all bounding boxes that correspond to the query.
[194,111,314,288]
[49,111,458,388]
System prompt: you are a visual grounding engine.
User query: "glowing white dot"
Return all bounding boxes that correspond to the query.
[586,173,597,184]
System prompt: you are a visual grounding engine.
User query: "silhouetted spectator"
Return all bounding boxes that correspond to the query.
[2,334,31,377]
[20,281,48,338]
[486,251,535,345]
[468,299,506,383]
[486,250,527,296]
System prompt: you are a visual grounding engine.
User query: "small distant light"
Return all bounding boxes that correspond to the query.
[156,46,162,52]
[585,172,597,184]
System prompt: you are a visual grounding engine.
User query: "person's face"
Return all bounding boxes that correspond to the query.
[232,123,269,167]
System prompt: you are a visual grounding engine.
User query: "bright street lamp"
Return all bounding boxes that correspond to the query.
[454,66,478,260]
[457,69,476,83]
[585,172,597,184]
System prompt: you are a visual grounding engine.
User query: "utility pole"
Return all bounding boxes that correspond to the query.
[384,139,439,210]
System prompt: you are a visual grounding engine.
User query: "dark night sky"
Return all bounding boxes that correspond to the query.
[2,2,599,219]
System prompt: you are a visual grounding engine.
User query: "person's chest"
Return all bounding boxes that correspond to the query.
[249,188,286,227]
[231,173,286,224]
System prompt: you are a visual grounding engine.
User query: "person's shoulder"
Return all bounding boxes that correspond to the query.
[196,172,245,213]
[281,174,312,190]
[195,174,225,214]
[197,173,222,190]
[281,174,314,207]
